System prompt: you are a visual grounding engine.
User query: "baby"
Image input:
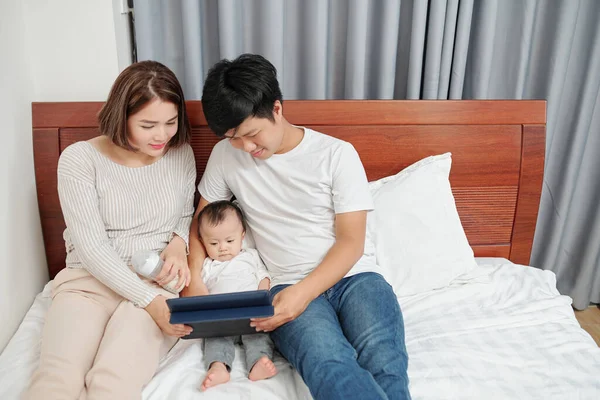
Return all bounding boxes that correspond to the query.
[197,200,278,390]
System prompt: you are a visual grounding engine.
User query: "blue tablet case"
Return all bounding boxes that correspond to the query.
[166,290,274,339]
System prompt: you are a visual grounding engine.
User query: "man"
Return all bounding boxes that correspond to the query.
[185,53,410,400]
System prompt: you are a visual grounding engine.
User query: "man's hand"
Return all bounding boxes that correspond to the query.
[251,284,312,332]
[144,295,193,337]
[157,235,190,289]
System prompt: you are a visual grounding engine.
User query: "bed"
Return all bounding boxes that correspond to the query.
[1,100,599,399]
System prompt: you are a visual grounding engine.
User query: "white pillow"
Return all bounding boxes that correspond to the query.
[368,153,477,296]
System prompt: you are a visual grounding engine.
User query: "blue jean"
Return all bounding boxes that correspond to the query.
[270,272,410,400]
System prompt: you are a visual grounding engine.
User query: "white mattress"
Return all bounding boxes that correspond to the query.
[1,258,599,399]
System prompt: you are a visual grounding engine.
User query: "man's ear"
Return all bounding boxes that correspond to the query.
[273,100,283,121]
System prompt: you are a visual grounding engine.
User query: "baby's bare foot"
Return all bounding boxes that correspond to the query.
[200,362,230,391]
[248,356,278,381]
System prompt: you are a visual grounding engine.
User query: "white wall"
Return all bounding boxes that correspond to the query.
[0,0,122,351]
[23,0,121,101]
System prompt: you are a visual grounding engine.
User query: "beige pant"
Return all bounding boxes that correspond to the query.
[24,268,178,400]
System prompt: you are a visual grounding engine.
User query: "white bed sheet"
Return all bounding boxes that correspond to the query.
[401,258,600,399]
[1,259,599,399]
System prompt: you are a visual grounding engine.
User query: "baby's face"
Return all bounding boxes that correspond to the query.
[200,211,245,262]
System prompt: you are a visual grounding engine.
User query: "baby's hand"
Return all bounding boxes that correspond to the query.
[258,277,270,291]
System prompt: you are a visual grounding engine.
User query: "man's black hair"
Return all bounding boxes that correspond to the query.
[201,53,283,137]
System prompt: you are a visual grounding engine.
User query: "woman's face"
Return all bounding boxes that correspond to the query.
[127,98,178,158]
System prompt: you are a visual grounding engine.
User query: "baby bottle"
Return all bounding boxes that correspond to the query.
[131,250,182,294]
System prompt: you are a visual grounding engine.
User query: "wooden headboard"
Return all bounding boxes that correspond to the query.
[32,100,546,279]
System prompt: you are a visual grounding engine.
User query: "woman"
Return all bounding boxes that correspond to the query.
[26,61,196,399]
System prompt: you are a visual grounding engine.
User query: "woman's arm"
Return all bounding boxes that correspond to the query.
[59,147,192,336]
[58,173,158,308]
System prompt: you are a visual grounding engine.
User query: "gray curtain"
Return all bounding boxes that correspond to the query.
[133,0,600,310]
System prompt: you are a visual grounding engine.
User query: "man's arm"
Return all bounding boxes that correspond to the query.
[251,210,367,331]
[298,210,367,298]
[181,196,211,297]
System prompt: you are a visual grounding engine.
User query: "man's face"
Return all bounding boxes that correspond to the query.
[223,101,285,160]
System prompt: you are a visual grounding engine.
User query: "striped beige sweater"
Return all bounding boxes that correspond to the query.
[57,141,196,307]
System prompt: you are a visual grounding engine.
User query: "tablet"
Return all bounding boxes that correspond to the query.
[166,290,274,339]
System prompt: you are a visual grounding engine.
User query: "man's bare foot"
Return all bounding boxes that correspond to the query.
[248,356,278,381]
[200,362,230,391]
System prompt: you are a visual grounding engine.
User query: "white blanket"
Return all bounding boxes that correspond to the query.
[1,259,599,399]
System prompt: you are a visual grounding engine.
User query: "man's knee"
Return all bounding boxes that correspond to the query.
[283,325,356,372]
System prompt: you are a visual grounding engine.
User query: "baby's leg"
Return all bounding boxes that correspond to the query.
[241,333,277,381]
[200,336,236,390]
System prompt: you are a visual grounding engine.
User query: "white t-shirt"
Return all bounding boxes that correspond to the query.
[202,248,270,294]
[198,127,378,287]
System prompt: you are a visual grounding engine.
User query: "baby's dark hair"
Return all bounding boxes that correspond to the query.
[197,200,246,236]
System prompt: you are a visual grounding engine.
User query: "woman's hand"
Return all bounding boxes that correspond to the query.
[250,284,312,332]
[157,235,190,289]
[144,295,193,337]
